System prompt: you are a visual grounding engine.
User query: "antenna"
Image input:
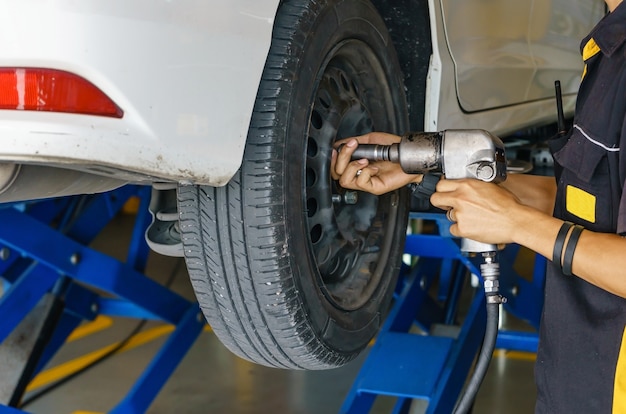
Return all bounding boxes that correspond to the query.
[555,80,566,136]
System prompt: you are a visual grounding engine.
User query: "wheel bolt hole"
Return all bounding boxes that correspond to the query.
[310,224,323,244]
[318,89,331,108]
[307,138,319,158]
[306,167,316,188]
[340,72,350,91]
[327,256,340,275]
[311,110,323,130]
[330,77,341,94]
[351,79,359,95]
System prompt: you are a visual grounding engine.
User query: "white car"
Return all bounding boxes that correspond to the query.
[0,0,604,369]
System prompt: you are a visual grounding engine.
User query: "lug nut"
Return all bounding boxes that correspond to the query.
[332,192,359,205]
[343,191,358,205]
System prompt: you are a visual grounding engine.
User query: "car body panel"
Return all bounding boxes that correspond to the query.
[440,0,604,113]
[426,0,603,134]
[0,0,278,186]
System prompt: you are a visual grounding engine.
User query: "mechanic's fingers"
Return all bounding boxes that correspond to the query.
[430,178,468,209]
[430,192,457,211]
[354,165,381,188]
[429,195,449,212]
[333,138,359,178]
[435,178,463,192]
[338,158,369,188]
[447,222,460,238]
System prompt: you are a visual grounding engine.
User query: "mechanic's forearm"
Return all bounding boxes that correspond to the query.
[500,174,556,214]
[510,204,626,299]
[570,231,626,298]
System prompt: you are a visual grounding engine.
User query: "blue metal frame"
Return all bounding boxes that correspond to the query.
[0,186,203,414]
[341,212,545,413]
[0,196,545,413]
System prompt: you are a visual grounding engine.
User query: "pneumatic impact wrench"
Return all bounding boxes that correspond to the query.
[347,129,508,413]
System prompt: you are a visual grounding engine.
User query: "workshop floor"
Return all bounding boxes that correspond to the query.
[19,213,538,414]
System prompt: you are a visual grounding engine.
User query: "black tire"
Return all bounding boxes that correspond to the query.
[178,0,410,369]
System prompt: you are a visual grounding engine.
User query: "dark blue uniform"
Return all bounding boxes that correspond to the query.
[537,4,626,413]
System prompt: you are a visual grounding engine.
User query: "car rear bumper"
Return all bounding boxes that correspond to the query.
[0,0,279,185]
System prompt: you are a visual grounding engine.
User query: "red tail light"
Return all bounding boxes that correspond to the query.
[0,68,123,118]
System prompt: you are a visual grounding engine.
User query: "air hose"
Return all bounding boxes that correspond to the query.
[454,252,506,414]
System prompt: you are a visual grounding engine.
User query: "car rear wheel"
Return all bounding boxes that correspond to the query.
[178,0,410,369]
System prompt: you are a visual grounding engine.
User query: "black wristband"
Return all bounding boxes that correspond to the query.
[562,224,584,276]
[553,221,573,270]
[408,173,439,201]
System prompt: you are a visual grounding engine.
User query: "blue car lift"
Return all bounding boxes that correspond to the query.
[341,212,545,414]
[0,191,545,413]
[0,186,203,414]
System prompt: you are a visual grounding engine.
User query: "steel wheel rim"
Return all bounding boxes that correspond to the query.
[305,40,400,311]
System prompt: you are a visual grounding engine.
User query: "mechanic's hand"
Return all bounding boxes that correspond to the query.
[430,178,523,245]
[331,132,422,195]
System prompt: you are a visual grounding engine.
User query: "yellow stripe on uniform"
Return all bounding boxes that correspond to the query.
[583,38,601,61]
[566,185,596,223]
[581,38,601,80]
[613,326,626,413]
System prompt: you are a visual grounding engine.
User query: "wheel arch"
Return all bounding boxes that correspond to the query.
[370,0,432,132]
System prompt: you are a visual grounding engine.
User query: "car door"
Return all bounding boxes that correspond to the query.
[441,0,535,112]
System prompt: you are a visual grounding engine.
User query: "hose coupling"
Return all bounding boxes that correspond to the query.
[479,251,507,304]
[483,278,499,294]
[486,294,507,305]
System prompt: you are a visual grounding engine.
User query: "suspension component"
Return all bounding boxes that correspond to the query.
[146,182,183,257]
